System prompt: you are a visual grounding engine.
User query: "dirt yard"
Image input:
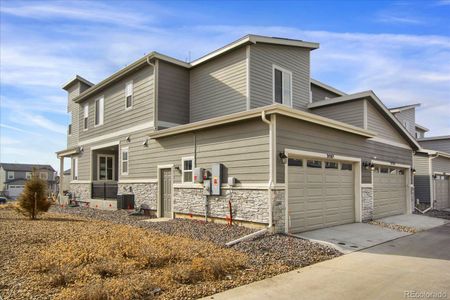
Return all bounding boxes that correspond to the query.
[0,207,340,299]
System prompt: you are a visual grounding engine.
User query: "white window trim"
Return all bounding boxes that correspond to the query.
[73,158,78,180]
[68,112,72,136]
[40,172,48,180]
[94,96,104,127]
[25,172,32,179]
[7,171,14,180]
[125,81,133,110]
[181,156,194,183]
[272,64,293,107]
[83,103,89,131]
[120,147,129,176]
[97,154,115,181]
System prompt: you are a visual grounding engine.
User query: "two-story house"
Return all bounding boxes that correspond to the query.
[389,104,450,210]
[0,163,57,199]
[57,34,421,233]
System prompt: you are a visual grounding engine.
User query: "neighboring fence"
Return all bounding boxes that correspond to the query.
[91,182,118,200]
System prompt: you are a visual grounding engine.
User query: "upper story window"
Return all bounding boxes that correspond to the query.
[95,97,104,126]
[125,81,133,109]
[73,158,78,180]
[121,147,129,175]
[7,171,14,180]
[403,120,409,129]
[26,172,32,180]
[68,112,72,135]
[273,65,292,107]
[83,104,89,130]
[182,157,194,183]
[40,172,48,180]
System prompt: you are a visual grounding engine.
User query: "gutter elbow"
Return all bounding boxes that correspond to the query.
[261,110,271,125]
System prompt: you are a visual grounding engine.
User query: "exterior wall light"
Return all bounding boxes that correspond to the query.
[126,136,131,142]
[279,152,288,164]
[411,168,416,175]
[363,161,375,171]
[142,138,149,147]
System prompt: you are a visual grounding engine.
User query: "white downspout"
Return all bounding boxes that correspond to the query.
[261,110,273,229]
[430,153,438,209]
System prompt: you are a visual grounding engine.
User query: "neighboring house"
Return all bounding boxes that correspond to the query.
[390,105,450,210]
[0,163,57,199]
[57,34,420,233]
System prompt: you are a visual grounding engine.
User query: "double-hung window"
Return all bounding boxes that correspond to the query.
[83,104,89,130]
[125,81,133,109]
[7,172,14,180]
[273,65,292,107]
[182,157,194,183]
[95,97,104,126]
[121,147,129,175]
[73,158,78,180]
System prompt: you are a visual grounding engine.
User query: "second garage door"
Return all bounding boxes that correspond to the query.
[373,166,406,219]
[288,158,355,233]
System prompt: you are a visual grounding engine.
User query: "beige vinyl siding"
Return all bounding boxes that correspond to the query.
[190,47,247,122]
[419,140,450,154]
[158,60,190,125]
[432,156,450,173]
[392,108,415,135]
[74,144,91,181]
[311,100,364,128]
[67,83,80,148]
[366,102,409,146]
[249,43,310,110]
[0,168,5,191]
[311,83,340,102]
[414,154,431,203]
[78,65,154,141]
[276,115,412,183]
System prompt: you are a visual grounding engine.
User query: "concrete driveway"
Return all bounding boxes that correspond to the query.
[203,223,450,300]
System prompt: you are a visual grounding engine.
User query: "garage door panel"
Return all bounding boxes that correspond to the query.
[373,170,406,219]
[288,157,355,233]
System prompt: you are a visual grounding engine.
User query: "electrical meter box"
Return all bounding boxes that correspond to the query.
[193,167,205,183]
[211,163,223,196]
[203,179,211,196]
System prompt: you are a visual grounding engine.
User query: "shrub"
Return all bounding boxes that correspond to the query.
[16,169,51,219]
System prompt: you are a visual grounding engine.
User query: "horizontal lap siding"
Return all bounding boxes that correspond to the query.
[311,84,340,102]
[367,102,409,146]
[432,156,450,173]
[78,65,154,141]
[250,43,310,110]
[392,109,415,136]
[67,83,80,148]
[419,140,450,154]
[413,154,431,203]
[158,61,190,125]
[276,116,412,183]
[190,47,247,122]
[312,100,364,128]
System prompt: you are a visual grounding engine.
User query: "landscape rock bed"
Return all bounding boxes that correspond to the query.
[368,220,417,233]
[418,209,450,220]
[1,206,341,299]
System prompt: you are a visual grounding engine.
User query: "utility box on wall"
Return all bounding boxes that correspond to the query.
[193,167,205,183]
[211,163,223,196]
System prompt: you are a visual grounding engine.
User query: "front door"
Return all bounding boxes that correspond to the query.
[160,168,172,218]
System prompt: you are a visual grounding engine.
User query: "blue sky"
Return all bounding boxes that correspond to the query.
[1,0,450,173]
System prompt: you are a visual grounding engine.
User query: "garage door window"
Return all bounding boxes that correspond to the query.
[380,167,389,174]
[341,163,353,171]
[389,169,398,175]
[288,158,303,167]
[325,161,338,169]
[307,160,322,168]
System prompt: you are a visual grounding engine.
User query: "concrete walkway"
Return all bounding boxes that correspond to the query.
[203,223,450,300]
[379,214,448,231]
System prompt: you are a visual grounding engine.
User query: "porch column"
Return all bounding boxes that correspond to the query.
[59,156,64,203]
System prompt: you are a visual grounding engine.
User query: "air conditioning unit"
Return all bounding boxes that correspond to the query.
[117,194,135,210]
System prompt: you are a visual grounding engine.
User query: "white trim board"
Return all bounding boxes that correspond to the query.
[118,179,158,184]
[79,122,154,146]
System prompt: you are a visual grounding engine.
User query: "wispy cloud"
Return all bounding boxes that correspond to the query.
[376,14,425,25]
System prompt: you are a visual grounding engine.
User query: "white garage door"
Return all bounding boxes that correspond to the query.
[288,158,355,233]
[373,166,406,219]
[435,175,449,209]
[8,185,24,199]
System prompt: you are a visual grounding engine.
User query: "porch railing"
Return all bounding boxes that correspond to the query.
[91,182,118,200]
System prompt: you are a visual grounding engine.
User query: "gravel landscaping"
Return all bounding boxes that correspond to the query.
[418,209,450,220]
[368,220,417,233]
[0,206,341,299]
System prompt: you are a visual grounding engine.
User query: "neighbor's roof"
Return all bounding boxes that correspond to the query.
[148,103,376,139]
[418,148,450,159]
[70,34,319,103]
[418,135,450,142]
[0,163,55,172]
[389,103,420,113]
[310,78,347,96]
[308,91,421,150]
[415,123,429,132]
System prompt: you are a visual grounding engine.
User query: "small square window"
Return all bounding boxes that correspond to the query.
[7,172,14,180]
[307,160,322,168]
[341,163,353,171]
[380,167,389,174]
[288,158,303,167]
[325,161,338,169]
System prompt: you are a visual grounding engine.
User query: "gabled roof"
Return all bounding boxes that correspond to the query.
[310,79,347,97]
[389,103,420,113]
[418,135,450,142]
[415,123,429,132]
[308,91,420,150]
[0,163,55,172]
[69,34,319,103]
[148,103,376,139]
